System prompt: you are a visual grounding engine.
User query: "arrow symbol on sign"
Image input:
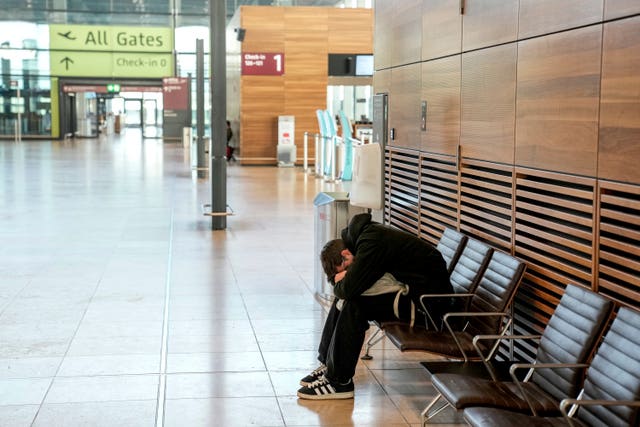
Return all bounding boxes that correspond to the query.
[58,31,76,40]
[60,57,74,70]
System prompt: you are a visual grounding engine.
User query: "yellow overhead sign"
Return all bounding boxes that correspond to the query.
[49,24,174,77]
[50,51,173,78]
[49,24,173,52]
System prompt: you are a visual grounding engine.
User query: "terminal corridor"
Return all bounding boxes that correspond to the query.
[0,133,461,426]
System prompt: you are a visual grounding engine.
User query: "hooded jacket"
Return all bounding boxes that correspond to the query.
[334,213,452,311]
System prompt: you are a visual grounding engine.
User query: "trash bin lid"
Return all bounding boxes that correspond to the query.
[313,191,350,206]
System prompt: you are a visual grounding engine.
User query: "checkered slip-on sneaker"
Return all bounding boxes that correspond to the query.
[299,364,328,387]
[297,377,354,400]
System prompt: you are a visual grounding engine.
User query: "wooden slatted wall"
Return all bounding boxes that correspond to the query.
[512,169,596,360]
[460,159,514,252]
[385,147,420,235]
[418,153,458,245]
[598,181,640,306]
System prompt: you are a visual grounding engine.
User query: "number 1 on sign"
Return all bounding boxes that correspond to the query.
[274,54,282,72]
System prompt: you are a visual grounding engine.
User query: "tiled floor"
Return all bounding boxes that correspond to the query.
[0,131,463,426]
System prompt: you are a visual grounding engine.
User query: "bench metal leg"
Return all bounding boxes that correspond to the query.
[360,326,385,360]
[421,393,450,426]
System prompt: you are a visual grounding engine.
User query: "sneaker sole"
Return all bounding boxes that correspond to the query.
[296,390,354,400]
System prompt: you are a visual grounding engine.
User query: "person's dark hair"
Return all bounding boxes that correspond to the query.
[320,238,346,283]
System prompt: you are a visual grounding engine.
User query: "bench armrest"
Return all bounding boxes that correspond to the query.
[559,398,640,426]
[419,293,473,330]
[507,363,589,417]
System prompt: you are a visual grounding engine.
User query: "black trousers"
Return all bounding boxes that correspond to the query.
[317,293,415,384]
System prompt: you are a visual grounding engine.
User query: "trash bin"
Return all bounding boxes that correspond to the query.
[313,192,366,301]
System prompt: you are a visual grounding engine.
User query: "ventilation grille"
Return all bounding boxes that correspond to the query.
[460,159,514,252]
[418,153,459,245]
[598,181,640,307]
[385,147,420,235]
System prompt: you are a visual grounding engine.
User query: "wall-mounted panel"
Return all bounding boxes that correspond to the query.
[373,68,391,97]
[605,0,640,19]
[421,0,462,61]
[391,0,422,66]
[241,76,285,163]
[518,0,604,40]
[599,17,640,184]
[462,0,518,51]
[374,0,393,70]
[515,26,602,177]
[419,153,458,244]
[389,63,421,150]
[240,6,285,52]
[421,56,460,156]
[461,43,517,163]
[598,180,640,307]
[329,8,373,54]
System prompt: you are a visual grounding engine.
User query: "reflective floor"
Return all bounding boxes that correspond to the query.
[0,130,462,426]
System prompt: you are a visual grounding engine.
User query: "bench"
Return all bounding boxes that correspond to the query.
[463,304,640,427]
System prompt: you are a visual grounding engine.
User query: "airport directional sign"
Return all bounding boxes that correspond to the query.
[50,51,173,78]
[50,24,173,52]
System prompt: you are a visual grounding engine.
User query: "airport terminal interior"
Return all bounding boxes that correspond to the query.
[2,0,640,426]
[0,131,456,426]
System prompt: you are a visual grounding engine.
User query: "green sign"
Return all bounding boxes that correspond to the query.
[49,24,174,77]
[107,83,120,93]
[50,51,173,78]
[50,24,173,52]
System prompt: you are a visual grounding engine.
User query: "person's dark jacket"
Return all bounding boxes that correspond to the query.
[334,213,452,319]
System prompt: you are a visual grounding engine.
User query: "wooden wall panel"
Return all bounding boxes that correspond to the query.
[461,43,517,163]
[374,0,393,70]
[390,63,421,150]
[392,0,422,66]
[238,6,372,165]
[240,7,285,52]
[599,17,640,184]
[421,56,460,156]
[518,0,604,40]
[605,0,640,19]
[516,26,602,177]
[462,0,519,51]
[240,76,285,163]
[373,68,391,97]
[421,0,462,61]
[328,8,373,54]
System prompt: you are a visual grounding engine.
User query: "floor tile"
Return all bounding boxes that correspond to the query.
[164,397,284,427]
[165,372,274,399]
[0,357,61,379]
[33,400,156,427]
[45,375,158,403]
[0,378,52,405]
[0,405,39,427]
[167,352,265,373]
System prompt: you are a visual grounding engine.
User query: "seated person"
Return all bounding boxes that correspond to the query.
[297,213,452,400]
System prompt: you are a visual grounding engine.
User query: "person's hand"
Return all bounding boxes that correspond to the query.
[333,270,347,284]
